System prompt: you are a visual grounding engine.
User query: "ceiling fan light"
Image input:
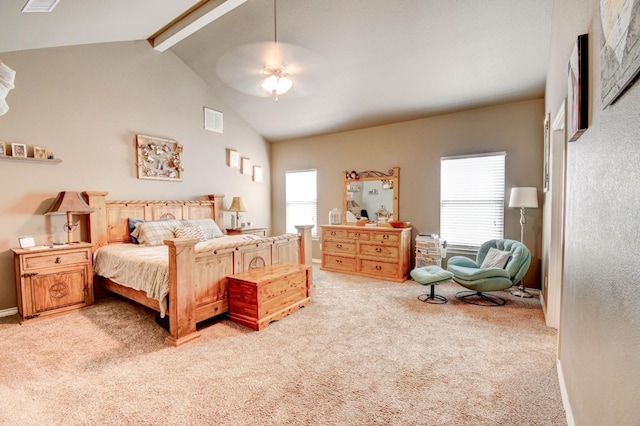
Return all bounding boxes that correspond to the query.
[261,74,293,95]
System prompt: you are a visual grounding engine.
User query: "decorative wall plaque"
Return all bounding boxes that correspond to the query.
[136,134,183,181]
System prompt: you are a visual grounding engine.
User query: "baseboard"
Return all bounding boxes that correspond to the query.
[557,359,575,426]
[0,307,18,318]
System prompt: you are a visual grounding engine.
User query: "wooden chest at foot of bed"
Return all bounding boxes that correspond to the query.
[227,263,312,330]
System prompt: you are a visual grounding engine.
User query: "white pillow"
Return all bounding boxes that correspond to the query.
[480,247,511,269]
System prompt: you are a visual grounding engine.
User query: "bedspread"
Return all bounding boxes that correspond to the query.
[93,234,275,316]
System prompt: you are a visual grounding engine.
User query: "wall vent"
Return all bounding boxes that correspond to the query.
[22,0,61,13]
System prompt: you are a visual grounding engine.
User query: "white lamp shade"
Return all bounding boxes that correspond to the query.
[228,196,248,213]
[509,187,538,209]
[261,74,292,95]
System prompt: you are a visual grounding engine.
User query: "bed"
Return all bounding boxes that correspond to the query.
[84,191,312,346]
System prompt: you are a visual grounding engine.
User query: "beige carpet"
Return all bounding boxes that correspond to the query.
[0,265,566,425]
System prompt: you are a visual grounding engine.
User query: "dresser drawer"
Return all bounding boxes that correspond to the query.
[323,228,348,240]
[22,250,90,271]
[323,241,356,255]
[359,243,399,259]
[371,232,400,243]
[359,259,399,278]
[322,254,357,273]
[346,230,370,241]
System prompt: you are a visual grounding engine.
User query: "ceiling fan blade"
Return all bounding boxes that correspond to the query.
[216,41,328,98]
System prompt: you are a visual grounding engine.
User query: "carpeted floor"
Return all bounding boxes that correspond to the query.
[0,264,566,425]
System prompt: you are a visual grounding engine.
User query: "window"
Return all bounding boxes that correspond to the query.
[440,152,505,250]
[285,170,318,237]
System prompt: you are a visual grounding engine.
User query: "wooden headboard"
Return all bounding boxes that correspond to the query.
[83,191,225,250]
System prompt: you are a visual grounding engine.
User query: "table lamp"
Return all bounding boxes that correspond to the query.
[228,196,248,229]
[44,191,95,243]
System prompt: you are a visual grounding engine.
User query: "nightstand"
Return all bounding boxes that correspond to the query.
[12,242,94,323]
[226,227,267,237]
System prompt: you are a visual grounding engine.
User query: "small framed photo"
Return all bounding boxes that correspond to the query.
[253,166,263,183]
[34,146,47,160]
[241,157,252,175]
[0,142,6,156]
[12,143,27,158]
[227,148,240,168]
[18,237,35,249]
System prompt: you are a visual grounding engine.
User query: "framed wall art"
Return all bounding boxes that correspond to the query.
[253,166,263,183]
[600,0,640,107]
[136,134,183,181]
[568,34,589,142]
[543,113,550,192]
[34,146,47,160]
[227,148,240,168]
[0,142,5,156]
[12,143,26,157]
[241,157,252,176]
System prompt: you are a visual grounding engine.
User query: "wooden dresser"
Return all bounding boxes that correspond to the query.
[12,242,94,323]
[321,225,412,282]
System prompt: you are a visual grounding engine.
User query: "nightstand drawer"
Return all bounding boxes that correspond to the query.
[23,250,90,271]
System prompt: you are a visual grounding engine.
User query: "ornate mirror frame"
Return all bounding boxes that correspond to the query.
[342,167,399,224]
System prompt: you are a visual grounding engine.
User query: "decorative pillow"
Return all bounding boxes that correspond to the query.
[182,219,224,239]
[480,247,511,269]
[174,225,207,242]
[128,218,146,244]
[131,219,182,246]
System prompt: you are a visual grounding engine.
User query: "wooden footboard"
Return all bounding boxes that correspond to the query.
[83,191,312,346]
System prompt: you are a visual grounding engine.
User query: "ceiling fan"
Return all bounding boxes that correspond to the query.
[215,0,326,100]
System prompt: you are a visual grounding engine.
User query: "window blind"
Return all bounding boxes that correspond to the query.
[440,153,505,249]
[285,170,318,237]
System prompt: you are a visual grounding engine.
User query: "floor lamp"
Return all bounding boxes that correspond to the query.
[508,187,538,298]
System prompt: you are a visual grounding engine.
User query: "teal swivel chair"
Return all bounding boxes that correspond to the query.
[446,239,531,306]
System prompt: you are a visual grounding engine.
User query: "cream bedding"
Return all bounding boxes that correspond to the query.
[93,234,267,316]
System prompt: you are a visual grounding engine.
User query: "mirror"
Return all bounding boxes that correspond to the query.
[342,167,399,224]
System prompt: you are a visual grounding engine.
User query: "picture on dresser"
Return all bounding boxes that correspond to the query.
[18,236,35,249]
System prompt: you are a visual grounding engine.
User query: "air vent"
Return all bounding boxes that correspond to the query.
[22,0,61,13]
[204,107,223,133]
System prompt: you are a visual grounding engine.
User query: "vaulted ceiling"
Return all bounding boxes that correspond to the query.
[0,0,552,141]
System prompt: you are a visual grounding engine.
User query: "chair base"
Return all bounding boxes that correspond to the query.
[510,285,534,298]
[455,290,506,306]
[417,285,447,304]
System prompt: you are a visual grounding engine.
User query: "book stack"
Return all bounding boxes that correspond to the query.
[415,233,442,268]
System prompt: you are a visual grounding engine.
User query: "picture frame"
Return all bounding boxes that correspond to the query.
[0,142,5,156]
[135,134,183,181]
[600,0,640,108]
[543,113,550,192]
[227,148,240,168]
[18,237,35,249]
[253,165,263,183]
[568,34,588,142]
[11,143,26,158]
[34,146,47,160]
[241,157,252,176]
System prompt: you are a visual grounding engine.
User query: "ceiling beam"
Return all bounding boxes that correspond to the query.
[149,0,247,52]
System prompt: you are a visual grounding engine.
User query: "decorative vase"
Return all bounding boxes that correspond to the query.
[329,208,342,225]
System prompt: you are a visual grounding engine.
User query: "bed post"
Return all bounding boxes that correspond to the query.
[164,238,201,347]
[83,191,109,251]
[206,194,226,234]
[295,225,313,265]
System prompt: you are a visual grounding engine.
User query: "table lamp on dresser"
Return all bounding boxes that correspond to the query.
[44,191,95,243]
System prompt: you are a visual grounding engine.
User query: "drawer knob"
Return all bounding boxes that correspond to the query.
[375,265,382,270]
[383,235,389,239]
[331,231,336,236]
[375,247,382,253]
[336,243,342,248]
[335,259,342,264]
[355,233,360,237]
[55,257,62,264]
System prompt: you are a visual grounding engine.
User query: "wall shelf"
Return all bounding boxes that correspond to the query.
[0,156,62,164]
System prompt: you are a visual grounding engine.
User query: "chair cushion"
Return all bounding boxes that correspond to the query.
[480,247,511,269]
[410,266,453,285]
[447,264,511,280]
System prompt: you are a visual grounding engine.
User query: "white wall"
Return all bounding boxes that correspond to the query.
[546,0,640,424]
[0,41,270,310]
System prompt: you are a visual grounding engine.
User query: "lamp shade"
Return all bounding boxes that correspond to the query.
[509,187,538,209]
[228,196,248,213]
[346,200,360,209]
[45,192,95,215]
